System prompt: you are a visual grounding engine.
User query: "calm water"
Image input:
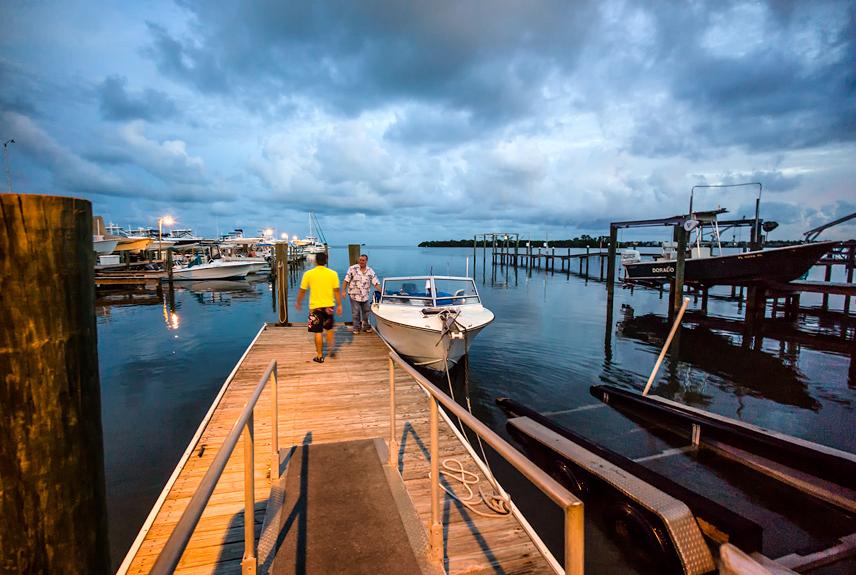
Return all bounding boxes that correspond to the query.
[98,246,856,571]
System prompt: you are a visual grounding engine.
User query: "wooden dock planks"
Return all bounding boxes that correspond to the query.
[122,325,554,574]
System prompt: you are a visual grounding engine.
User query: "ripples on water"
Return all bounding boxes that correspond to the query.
[98,246,855,570]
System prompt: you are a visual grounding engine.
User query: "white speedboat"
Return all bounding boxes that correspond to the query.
[92,235,119,254]
[372,276,494,371]
[172,257,255,280]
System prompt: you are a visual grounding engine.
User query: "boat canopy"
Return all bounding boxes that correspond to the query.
[379,276,481,307]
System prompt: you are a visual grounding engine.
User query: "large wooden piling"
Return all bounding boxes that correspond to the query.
[275,242,288,325]
[166,249,174,284]
[845,244,855,314]
[606,225,618,300]
[672,226,688,317]
[472,235,477,278]
[0,194,110,574]
[348,244,360,266]
[822,264,833,311]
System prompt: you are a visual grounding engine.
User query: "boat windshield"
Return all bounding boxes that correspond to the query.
[380,278,480,306]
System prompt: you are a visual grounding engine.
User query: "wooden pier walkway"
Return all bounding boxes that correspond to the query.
[119,325,556,575]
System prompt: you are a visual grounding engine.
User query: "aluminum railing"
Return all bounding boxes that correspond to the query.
[387,350,585,575]
[150,360,279,575]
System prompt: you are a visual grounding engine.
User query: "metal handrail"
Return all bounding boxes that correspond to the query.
[387,350,584,575]
[151,360,279,575]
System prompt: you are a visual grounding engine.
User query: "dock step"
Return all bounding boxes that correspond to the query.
[268,438,438,575]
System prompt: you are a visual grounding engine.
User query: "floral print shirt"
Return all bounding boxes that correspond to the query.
[344,264,379,302]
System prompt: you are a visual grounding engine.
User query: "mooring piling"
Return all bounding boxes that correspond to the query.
[1,193,110,574]
[276,241,289,325]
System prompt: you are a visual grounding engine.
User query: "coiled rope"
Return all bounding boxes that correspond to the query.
[437,323,510,517]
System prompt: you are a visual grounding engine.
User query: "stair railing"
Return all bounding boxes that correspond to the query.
[150,360,279,575]
[387,350,584,575]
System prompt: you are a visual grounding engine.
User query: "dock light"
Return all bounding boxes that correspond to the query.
[292,235,298,241]
[281,232,288,240]
[158,214,175,258]
[263,228,273,237]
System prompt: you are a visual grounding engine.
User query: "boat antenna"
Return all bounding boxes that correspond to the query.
[3,139,15,193]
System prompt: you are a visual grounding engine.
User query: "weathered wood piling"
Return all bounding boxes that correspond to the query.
[0,193,110,574]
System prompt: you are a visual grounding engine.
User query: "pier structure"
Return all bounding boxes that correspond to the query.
[472,232,519,280]
[473,232,611,282]
[492,246,611,280]
[119,325,584,575]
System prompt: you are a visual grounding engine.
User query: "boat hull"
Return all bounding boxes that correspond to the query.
[113,238,152,252]
[172,262,254,280]
[623,241,837,287]
[93,239,119,254]
[222,257,270,274]
[372,310,491,371]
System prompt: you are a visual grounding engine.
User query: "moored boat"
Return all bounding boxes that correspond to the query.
[93,236,119,254]
[371,276,494,371]
[172,257,255,280]
[622,241,838,287]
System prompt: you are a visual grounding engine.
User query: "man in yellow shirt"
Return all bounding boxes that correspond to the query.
[296,252,342,363]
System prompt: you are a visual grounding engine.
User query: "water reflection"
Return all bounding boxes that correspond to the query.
[96,290,160,316]
[616,306,820,411]
[183,279,262,305]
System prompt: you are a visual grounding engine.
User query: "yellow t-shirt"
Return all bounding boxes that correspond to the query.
[300,266,340,310]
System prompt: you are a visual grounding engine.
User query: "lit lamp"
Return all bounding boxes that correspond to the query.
[263,228,274,238]
[158,214,175,259]
[280,232,288,240]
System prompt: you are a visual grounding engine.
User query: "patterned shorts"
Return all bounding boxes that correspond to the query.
[308,308,335,333]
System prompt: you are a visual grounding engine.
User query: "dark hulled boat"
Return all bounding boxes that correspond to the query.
[622,240,837,287]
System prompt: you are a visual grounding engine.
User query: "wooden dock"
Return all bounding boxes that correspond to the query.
[119,325,557,575]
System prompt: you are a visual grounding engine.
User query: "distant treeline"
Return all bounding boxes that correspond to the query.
[419,236,806,248]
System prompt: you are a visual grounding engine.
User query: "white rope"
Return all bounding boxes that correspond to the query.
[429,459,510,517]
[437,327,510,517]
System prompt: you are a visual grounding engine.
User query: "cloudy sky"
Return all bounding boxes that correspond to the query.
[2,0,854,244]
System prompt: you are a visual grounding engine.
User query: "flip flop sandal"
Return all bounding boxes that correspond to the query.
[313,356,325,363]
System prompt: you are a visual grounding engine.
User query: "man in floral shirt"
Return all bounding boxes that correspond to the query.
[342,254,381,333]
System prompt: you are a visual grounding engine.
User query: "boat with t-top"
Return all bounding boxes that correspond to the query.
[621,208,837,287]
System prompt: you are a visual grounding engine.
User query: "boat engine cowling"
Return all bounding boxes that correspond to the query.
[621,249,642,265]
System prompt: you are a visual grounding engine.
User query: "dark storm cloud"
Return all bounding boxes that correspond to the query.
[635,2,856,156]
[97,75,178,121]
[144,1,596,121]
[0,60,45,117]
[143,0,855,160]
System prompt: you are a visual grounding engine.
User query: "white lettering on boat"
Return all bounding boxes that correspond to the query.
[651,266,675,273]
